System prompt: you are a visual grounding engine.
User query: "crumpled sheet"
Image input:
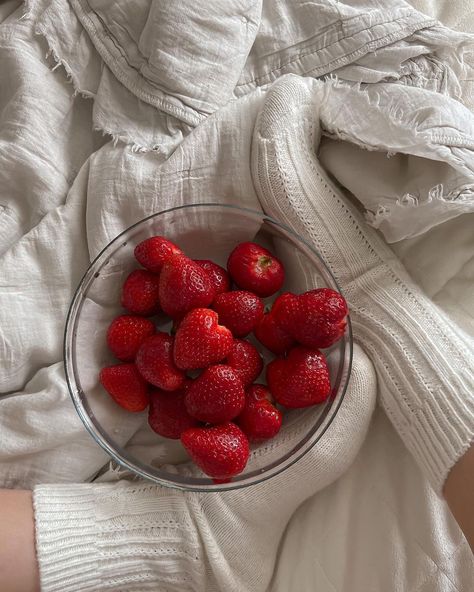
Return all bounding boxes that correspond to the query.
[0,0,473,590]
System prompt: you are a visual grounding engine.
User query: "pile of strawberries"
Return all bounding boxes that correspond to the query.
[99,236,348,482]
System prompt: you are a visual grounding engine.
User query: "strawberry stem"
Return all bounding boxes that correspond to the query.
[259,256,273,268]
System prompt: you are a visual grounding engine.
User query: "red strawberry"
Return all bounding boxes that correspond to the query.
[134,236,183,273]
[136,333,185,391]
[121,269,161,316]
[270,292,299,334]
[213,290,264,337]
[159,255,216,319]
[266,346,331,408]
[173,308,233,370]
[237,384,282,440]
[185,364,245,423]
[225,338,263,387]
[254,312,294,355]
[274,288,347,349]
[194,260,230,296]
[106,315,155,361]
[181,422,250,480]
[227,242,285,297]
[148,385,198,439]
[99,363,149,412]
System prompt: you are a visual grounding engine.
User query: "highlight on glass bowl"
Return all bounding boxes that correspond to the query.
[64,203,352,491]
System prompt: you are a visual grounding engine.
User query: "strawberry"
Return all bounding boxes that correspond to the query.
[274,288,347,349]
[106,315,155,361]
[237,384,282,440]
[159,255,216,319]
[148,385,198,439]
[254,312,294,355]
[194,260,230,296]
[269,292,299,334]
[225,338,263,387]
[136,333,185,391]
[185,364,245,423]
[266,346,331,408]
[181,422,250,480]
[173,308,233,370]
[99,363,149,412]
[121,269,161,316]
[227,242,285,297]
[134,236,183,273]
[213,290,264,337]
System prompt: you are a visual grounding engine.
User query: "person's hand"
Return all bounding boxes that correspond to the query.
[34,343,376,592]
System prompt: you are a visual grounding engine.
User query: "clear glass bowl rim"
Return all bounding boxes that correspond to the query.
[64,203,353,492]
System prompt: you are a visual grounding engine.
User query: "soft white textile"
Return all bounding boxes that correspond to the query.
[0,1,473,590]
[253,75,474,493]
[34,345,377,592]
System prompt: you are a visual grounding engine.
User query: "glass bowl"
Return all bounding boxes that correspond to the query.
[64,203,352,491]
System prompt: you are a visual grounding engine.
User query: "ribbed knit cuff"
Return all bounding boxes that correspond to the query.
[350,279,474,493]
[34,481,204,592]
[33,484,100,592]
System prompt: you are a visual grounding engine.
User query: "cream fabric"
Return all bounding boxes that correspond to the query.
[34,346,376,592]
[252,75,474,492]
[0,1,473,590]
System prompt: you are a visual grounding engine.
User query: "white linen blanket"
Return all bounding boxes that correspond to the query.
[0,0,473,590]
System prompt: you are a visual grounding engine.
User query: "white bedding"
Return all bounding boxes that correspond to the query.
[0,1,473,590]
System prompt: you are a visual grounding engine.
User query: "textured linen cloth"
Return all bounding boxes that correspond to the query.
[0,1,473,590]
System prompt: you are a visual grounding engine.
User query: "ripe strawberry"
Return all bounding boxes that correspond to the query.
[212,290,263,337]
[106,315,155,361]
[237,384,282,440]
[185,364,245,423]
[136,333,185,391]
[181,422,250,480]
[227,242,285,297]
[173,308,233,370]
[225,339,263,387]
[254,312,294,355]
[148,385,198,439]
[194,260,230,296]
[306,288,348,322]
[274,288,347,349]
[269,292,299,335]
[134,236,183,273]
[121,269,161,316]
[99,363,149,412]
[266,346,331,408]
[159,255,216,319]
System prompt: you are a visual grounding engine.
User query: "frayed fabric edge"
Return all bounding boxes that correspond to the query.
[322,74,474,162]
[323,75,434,139]
[366,183,474,227]
[24,10,168,154]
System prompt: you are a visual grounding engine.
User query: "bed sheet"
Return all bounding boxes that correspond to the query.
[0,1,473,590]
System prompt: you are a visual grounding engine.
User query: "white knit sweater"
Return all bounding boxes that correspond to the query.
[32,76,474,592]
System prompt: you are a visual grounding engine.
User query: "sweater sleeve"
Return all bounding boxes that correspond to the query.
[251,75,474,493]
[33,481,203,592]
[32,345,378,592]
